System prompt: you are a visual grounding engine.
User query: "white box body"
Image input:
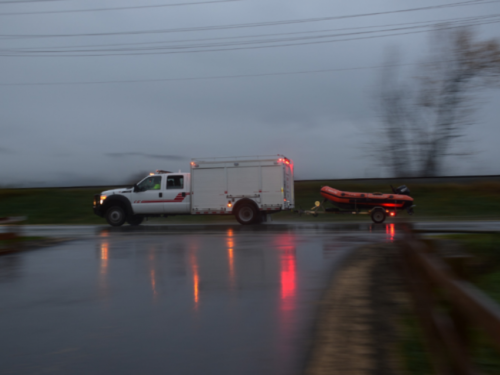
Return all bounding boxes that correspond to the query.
[190,155,294,214]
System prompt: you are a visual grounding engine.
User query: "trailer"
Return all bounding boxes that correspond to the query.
[297,185,415,224]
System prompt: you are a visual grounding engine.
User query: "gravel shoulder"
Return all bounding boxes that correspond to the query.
[304,243,409,375]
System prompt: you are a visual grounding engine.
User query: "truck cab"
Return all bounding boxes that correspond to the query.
[94,171,191,226]
[130,172,191,215]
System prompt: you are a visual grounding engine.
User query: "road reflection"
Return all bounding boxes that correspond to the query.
[386,223,396,242]
[227,228,236,291]
[278,234,297,312]
[151,270,157,298]
[274,233,298,367]
[148,247,158,300]
[280,252,296,309]
[98,240,109,300]
[100,241,108,275]
[188,245,200,310]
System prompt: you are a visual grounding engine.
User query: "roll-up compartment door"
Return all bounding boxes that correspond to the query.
[227,167,260,196]
[192,168,226,210]
[261,165,283,205]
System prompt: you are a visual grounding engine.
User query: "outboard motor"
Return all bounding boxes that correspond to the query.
[395,185,411,196]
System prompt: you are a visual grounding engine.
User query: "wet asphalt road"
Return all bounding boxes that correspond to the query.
[0,224,398,375]
[2,220,496,375]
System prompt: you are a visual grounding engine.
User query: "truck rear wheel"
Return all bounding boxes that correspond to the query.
[371,209,386,224]
[106,206,126,227]
[235,203,258,225]
[127,215,144,226]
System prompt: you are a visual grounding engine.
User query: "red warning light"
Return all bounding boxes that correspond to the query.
[390,212,395,216]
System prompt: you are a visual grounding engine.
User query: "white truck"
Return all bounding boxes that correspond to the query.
[93,155,294,226]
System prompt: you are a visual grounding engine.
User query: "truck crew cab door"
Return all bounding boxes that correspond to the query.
[163,174,190,214]
[130,175,165,214]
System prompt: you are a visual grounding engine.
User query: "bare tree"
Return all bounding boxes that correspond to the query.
[375,27,500,177]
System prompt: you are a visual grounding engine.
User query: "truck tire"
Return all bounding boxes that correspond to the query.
[106,206,127,227]
[127,215,144,226]
[371,208,386,224]
[235,202,258,225]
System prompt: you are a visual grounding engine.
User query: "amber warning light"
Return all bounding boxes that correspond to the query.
[278,158,291,165]
[227,202,232,208]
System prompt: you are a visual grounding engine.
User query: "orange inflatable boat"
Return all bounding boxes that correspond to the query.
[319,185,414,223]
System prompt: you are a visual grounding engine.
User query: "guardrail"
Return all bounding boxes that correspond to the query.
[399,236,500,375]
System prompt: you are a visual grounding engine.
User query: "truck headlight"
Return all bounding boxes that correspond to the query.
[100,195,107,205]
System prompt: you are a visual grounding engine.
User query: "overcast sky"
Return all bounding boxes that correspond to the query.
[0,0,499,187]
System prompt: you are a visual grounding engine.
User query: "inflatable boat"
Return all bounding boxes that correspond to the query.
[319,185,414,223]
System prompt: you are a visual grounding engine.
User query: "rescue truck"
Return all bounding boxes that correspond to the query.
[93,155,294,226]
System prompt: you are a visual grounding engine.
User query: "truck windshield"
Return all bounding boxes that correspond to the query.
[137,176,162,191]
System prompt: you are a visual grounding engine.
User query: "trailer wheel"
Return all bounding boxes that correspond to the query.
[106,206,126,227]
[127,215,144,226]
[235,203,258,225]
[371,209,386,224]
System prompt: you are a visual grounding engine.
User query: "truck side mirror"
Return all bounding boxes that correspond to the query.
[133,184,139,192]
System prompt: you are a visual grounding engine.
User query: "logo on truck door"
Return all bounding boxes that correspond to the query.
[134,192,190,203]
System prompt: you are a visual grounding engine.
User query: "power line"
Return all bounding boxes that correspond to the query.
[0,0,241,16]
[0,63,420,86]
[2,17,499,56]
[0,56,479,86]
[0,0,497,39]
[9,14,494,51]
[0,0,65,3]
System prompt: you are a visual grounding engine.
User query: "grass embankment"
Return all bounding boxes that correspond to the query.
[0,180,499,224]
[401,234,500,374]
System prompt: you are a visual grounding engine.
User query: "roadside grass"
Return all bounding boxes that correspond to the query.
[433,233,500,304]
[400,233,500,373]
[0,181,500,224]
[399,314,433,375]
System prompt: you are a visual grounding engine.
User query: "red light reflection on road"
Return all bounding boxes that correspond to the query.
[276,234,297,311]
[100,242,109,275]
[147,247,158,300]
[226,229,235,290]
[275,233,298,365]
[386,223,396,242]
[150,269,157,297]
[98,241,110,300]
[188,248,200,309]
[281,254,296,303]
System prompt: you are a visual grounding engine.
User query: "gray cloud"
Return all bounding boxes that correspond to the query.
[0,0,498,187]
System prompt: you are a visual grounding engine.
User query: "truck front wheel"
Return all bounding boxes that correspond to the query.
[127,215,144,226]
[106,206,127,227]
[235,203,258,225]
